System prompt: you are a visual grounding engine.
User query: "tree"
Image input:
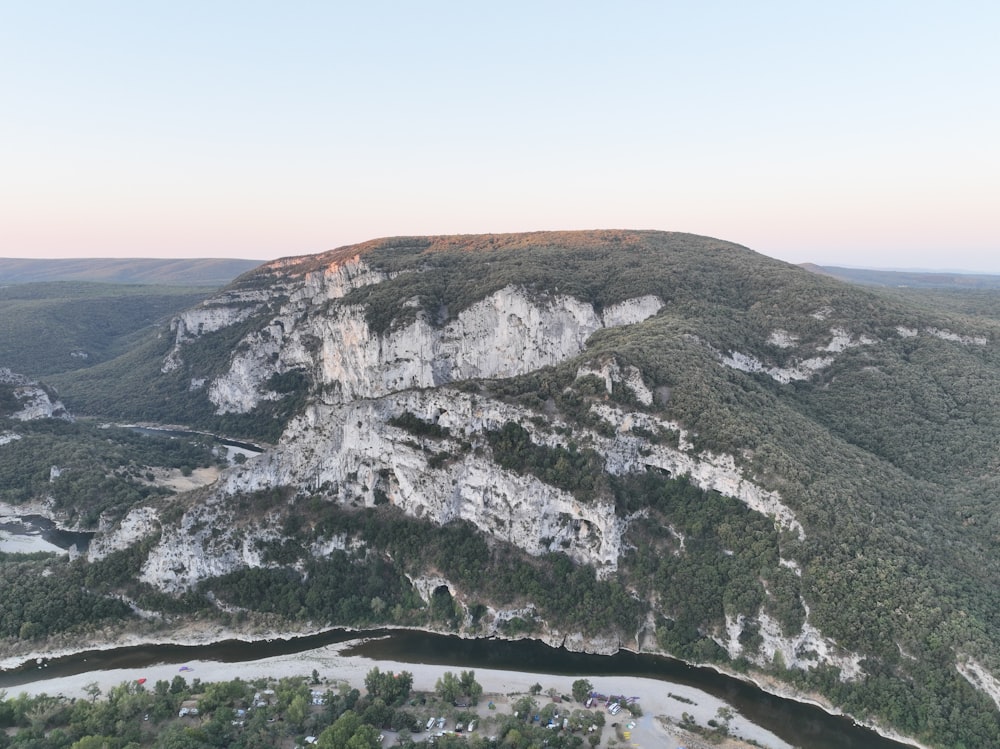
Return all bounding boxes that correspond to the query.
[571,679,593,704]
[318,710,362,749]
[512,695,537,720]
[345,725,381,749]
[435,672,461,703]
[287,694,308,730]
[365,667,413,705]
[362,698,391,729]
[71,737,116,749]
[170,676,188,695]
[318,710,381,749]
[84,682,102,703]
[459,670,483,704]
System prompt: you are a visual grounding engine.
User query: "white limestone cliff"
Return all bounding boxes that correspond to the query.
[93,252,817,662]
[206,285,663,414]
[0,368,71,421]
[118,374,805,594]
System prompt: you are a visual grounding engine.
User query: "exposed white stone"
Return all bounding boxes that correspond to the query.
[407,574,454,607]
[9,386,71,421]
[588,404,693,451]
[810,307,833,320]
[770,356,836,383]
[138,499,276,591]
[599,427,805,538]
[593,411,804,536]
[767,330,798,348]
[721,350,765,375]
[157,388,798,595]
[925,327,988,346]
[309,534,351,558]
[600,295,664,327]
[0,432,21,446]
[720,610,863,680]
[577,358,654,406]
[822,328,854,352]
[207,285,663,414]
[217,392,627,577]
[721,348,834,384]
[122,375,799,593]
[779,558,802,576]
[0,368,71,421]
[957,659,1000,712]
[88,506,161,561]
[896,326,918,338]
[285,254,394,306]
[162,305,264,373]
[163,256,392,375]
[717,327,879,385]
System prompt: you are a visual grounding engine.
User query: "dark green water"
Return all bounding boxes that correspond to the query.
[0,628,913,749]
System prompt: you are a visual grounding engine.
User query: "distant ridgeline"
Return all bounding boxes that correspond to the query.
[802,263,1000,290]
[3,231,999,749]
[0,257,261,286]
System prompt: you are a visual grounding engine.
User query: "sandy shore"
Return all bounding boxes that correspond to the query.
[7,638,794,749]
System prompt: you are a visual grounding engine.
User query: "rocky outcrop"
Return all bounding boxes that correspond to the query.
[716,327,877,384]
[714,322,989,385]
[116,373,805,594]
[88,506,162,561]
[162,251,663,415]
[577,357,654,406]
[0,368,71,421]
[205,284,662,414]
[957,659,1000,712]
[720,609,863,680]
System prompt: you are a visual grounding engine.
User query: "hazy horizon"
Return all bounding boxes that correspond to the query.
[4,240,1000,277]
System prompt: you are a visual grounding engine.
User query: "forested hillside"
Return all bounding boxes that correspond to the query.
[0,283,213,377]
[3,232,999,748]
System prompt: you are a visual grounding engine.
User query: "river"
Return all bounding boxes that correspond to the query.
[0,628,916,749]
[0,513,94,554]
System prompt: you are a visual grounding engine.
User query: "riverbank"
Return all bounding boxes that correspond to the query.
[0,622,930,749]
[0,617,330,671]
[675,660,931,749]
[6,636,793,749]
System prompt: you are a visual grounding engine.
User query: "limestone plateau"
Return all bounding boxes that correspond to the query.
[42,231,1000,747]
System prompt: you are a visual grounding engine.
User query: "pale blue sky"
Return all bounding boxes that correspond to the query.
[2,1,998,271]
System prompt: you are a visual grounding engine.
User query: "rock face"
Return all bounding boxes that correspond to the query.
[719,609,863,679]
[91,244,843,672]
[0,368,71,421]
[202,283,663,414]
